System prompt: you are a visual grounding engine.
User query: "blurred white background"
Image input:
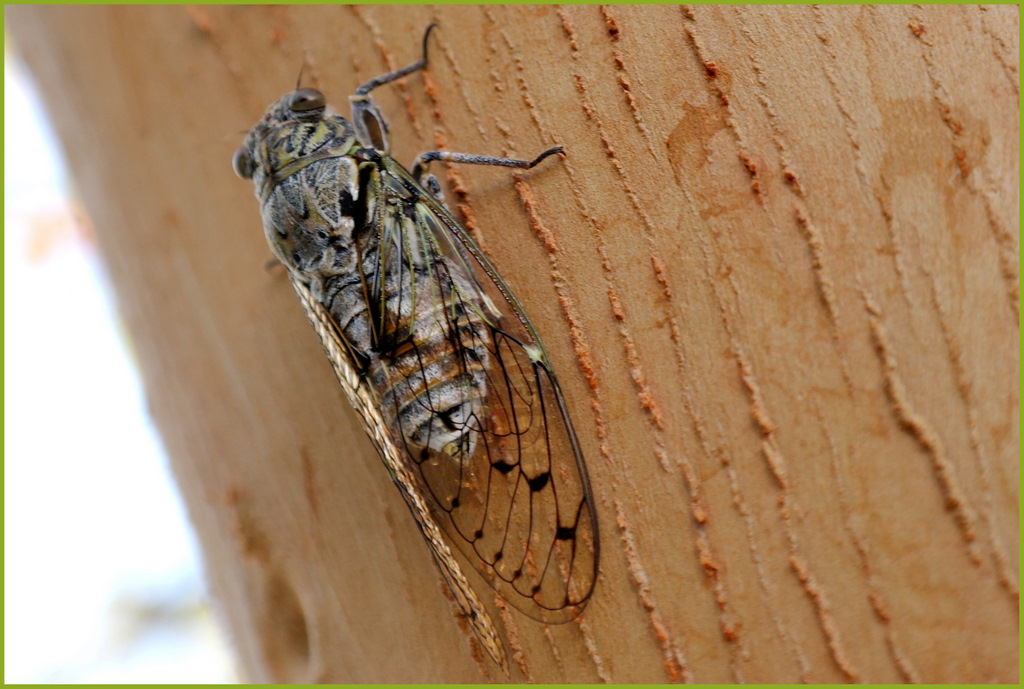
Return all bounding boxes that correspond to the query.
[4,39,235,682]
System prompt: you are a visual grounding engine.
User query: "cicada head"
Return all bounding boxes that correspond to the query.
[233,88,358,202]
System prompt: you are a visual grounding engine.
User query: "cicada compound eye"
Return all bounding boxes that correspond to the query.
[232,147,255,179]
[289,88,326,113]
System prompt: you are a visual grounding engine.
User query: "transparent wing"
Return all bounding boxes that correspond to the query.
[371,157,599,622]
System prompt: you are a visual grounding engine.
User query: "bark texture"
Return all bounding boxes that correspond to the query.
[7,5,1018,683]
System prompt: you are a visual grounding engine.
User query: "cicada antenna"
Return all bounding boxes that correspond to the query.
[295,50,323,88]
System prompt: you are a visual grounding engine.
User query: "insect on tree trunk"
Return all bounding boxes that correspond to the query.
[7,4,1018,683]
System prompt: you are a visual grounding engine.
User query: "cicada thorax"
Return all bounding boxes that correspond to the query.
[252,114,364,286]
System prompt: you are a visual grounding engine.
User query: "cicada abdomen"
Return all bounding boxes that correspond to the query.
[232,25,599,674]
[367,175,494,463]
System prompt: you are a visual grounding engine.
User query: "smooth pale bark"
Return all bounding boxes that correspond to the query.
[7,5,1017,683]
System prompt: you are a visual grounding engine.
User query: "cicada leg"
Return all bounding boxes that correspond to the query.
[350,25,438,151]
[353,23,437,97]
[410,147,565,185]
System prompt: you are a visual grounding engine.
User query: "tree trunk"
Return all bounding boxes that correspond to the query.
[7,5,1017,683]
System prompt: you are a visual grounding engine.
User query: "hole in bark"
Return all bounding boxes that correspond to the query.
[261,571,311,681]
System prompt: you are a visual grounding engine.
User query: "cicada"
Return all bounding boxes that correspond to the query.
[232,26,598,672]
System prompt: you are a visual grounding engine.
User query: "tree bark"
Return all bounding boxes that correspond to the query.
[7,5,1017,683]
